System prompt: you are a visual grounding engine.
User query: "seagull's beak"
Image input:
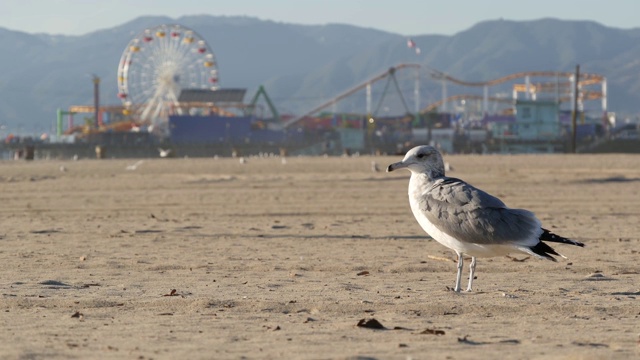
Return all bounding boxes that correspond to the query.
[386,161,408,172]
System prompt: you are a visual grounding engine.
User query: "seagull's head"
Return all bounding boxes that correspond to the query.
[386,145,445,179]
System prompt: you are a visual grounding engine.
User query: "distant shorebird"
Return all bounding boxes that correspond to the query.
[387,145,584,292]
[444,162,453,172]
[371,161,380,172]
[126,160,144,171]
[158,148,172,158]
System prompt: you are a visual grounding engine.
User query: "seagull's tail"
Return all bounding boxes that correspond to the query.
[521,229,584,261]
[540,228,585,247]
[526,241,562,262]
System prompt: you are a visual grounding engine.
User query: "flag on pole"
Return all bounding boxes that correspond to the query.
[407,38,421,55]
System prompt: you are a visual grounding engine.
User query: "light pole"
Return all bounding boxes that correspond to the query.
[92,75,100,128]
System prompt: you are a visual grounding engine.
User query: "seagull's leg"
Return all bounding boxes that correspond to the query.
[454,252,463,292]
[465,256,477,292]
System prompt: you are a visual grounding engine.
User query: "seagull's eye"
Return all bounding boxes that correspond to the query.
[416,153,425,159]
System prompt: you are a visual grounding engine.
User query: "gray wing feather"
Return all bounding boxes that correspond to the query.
[418,177,540,245]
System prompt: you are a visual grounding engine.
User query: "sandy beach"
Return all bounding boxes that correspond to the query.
[1,153,639,359]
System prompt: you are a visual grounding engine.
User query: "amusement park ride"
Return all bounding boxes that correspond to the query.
[61,24,223,138]
[58,23,608,144]
[283,66,607,128]
[117,24,220,130]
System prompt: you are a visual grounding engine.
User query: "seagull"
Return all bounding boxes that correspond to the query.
[444,162,453,172]
[126,160,144,171]
[387,145,584,292]
[371,161,380,172]
[158,148,172,158]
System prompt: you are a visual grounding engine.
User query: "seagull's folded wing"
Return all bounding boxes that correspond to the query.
[417,177,541,245]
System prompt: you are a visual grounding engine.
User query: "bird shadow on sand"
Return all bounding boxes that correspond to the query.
[183,232,427,241]
[457,335,521,346]
[575,176,640,184]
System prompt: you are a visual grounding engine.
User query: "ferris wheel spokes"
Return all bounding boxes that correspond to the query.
[117,24,219,134]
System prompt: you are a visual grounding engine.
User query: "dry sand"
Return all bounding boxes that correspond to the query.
[0,153,639,359]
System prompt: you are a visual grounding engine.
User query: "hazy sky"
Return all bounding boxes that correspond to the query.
[2,0,639,36]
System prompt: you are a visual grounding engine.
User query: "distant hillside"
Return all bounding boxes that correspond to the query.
[1,16,639,134]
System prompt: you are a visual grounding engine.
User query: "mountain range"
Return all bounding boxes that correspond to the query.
[1,15,640,135]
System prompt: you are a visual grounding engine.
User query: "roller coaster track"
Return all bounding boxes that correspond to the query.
[283,64,605,128]
[281,64,420,128]
[421,95,513,113]
[429,69,604,87]
[421,90,604,113]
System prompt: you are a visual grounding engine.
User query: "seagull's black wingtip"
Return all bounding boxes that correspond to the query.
[529,241,560,261]
[540,228,584,247]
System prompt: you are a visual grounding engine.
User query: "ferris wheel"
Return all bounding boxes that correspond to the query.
[117,24,219,131]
